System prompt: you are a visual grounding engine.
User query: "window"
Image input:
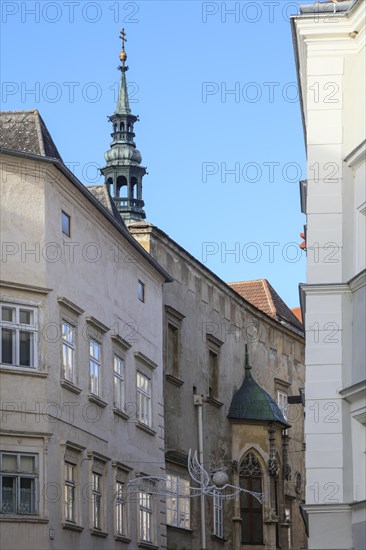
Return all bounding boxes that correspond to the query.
[166,474,190,529]
[239,452,263,545]
[137,280,145,302]
[136,372,151,427]
[0,303,37,368]
[64,462,76,522]
[62,321,75,383]
[113,355,125,411]
[277,391,288,421]
[285,505,292,549]
[92,472,102,530]
[167,323,179,376]
[139,491,153,542]
[89,339,101,396]
[62,211,71,237]
[213,489,223,538]
[115,481,126,536]
[208,349,219,399]
[0,452,37,514]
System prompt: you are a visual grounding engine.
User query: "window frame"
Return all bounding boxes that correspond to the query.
[0,303,38,369]
[62,320,76,384]
[139,490,153,543]
[208,348,219,400]
[206,333,223,403]
[136,371,152,427]
[213,489,224,538]
[166,473,190,530]
[115,480,127,537]
[92,471,102,530]
[0,451,38,515]
[64,461,76,523]
[89,338,101,397]
[113,354,125,412]
[277,390,289,421]
[239,452,263,545]
[137,280,145,303]
[61,210,71,237]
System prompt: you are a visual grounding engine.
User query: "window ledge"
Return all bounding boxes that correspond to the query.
[113,407,130,421]
[0,366,47,378]
[165,374,184,387]
[88,394,108,408]
[61,379,82,394]
[90,528,108,538]
[115,534,131,543]
[206,396,224,408]
[211,533,226,543]
[62,522,84,532]
[138,542,159,550]
[136,421,156,436]
[0,516,48,524]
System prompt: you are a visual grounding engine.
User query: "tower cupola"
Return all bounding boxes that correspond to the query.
[101,29,147,224]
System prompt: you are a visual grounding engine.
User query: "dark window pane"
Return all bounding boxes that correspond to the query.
[19,309,33,325]
[1,477,16,513]
[1,328,15,364]
[1,307,15,322]
[19,478,35,514]
[19,331,32,366]
[62,211,71,237]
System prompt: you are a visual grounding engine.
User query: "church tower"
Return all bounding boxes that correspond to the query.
[101,29,146,224]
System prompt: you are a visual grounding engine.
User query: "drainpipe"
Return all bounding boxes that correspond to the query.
[194,394,206,550]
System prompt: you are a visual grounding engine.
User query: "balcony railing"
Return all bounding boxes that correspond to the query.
[114,197,144,212]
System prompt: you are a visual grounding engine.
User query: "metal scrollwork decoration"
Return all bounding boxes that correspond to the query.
[113,450,264,504]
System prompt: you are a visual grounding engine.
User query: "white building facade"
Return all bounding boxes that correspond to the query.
[292,1,366,548]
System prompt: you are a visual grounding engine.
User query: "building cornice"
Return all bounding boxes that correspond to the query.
[111,333,132,351]
[344,139,366,168]
[0,280,52,295]
[299,282,350,295]
[339,379,366,402]
[302,503,352,513]
[57,296,84,316]
[134,352,158,370]
[348,269,366,292]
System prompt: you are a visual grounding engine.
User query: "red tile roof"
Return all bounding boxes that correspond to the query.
[291,307,303,323]
[228,279,304,332]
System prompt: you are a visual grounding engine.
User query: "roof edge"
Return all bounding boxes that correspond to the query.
[0,147,173,283]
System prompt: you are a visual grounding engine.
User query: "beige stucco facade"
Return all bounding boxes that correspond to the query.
[0,152,168,549]
[130,223,307,550]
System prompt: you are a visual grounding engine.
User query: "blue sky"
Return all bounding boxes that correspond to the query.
[1,0,318,307]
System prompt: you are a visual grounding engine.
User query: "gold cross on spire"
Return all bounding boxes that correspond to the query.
[119,28,128,70]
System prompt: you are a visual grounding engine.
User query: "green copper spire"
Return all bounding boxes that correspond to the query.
[228,346,290,428]
[101,29,147,225]
[115,29,131,115]
[115,70,131,115]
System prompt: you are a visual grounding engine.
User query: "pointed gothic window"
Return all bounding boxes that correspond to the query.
[239,452,263,545]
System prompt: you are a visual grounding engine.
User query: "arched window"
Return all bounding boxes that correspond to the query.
[239,452,263,545]
[131,177,137,199]
[116,176,127,198]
